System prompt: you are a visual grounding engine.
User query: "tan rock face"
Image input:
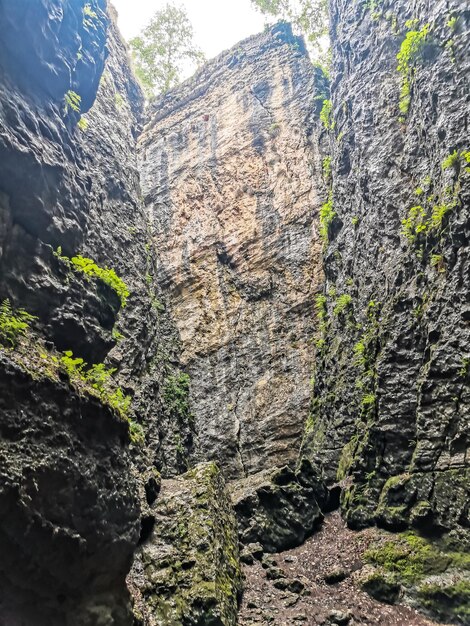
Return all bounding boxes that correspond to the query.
[140,25,324,479]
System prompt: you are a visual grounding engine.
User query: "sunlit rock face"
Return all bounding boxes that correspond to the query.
[140,24,325,479]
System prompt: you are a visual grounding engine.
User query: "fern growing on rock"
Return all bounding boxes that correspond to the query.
[55,249,130,307]
[0,299,37,348]
[64,90,82,114]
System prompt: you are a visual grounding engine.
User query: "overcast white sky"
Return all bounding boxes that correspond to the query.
[112,0,266,61]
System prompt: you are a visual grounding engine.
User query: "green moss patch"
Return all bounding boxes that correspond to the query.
[0,303,139,441]
[418,579,470,623]
[133,463,242,625]
[364,531,460,584]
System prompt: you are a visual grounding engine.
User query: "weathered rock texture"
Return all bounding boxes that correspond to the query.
[0,0,176,445]
[229,459,328,553]
[303,0,470,545]
[1,0,469,624]
[0,1,157,622]
[0,353,140,626]
[140,24,325,479]
[129,463,242,626]
[0,0,114,363]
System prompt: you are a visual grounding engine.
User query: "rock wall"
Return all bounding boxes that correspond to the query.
[303,0,469,541]
[0,1,155,622]
[0,353,139,626]
[229,459,328,553]
[140,24,326,479]
[129,463,242,626]
[1,0,469,624]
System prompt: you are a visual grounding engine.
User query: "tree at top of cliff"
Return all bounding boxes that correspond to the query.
[251,0,329,55]
[129,3,205,99]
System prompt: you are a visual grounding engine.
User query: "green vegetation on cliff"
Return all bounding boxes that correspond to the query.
[396,23,430,116]
[250,0,329,54]
[55,251,130,307]
[0,299,36,348]
[319,191,335,245]
[0,300,141,441]
[163,371,193,426]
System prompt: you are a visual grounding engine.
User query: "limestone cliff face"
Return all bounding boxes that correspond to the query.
[1,0,469,624]
[303,0,469,540]
[0,2,148,623]
[140,25,325,479]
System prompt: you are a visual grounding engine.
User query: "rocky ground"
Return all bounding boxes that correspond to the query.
[238,512,444,626]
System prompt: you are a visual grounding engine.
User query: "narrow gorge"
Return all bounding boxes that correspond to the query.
[0,1,468,626]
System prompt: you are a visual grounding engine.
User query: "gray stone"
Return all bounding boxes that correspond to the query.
[129,463,242,626]
[0,354,140,625]
[324,569,349,585]
[327,609,352,625]
[229,461,326,552]
[139,24,326,480]
[301,0,470,545]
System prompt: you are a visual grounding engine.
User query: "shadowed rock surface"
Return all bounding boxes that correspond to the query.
[0,1,149,623]
[302,0,470,540]
[0,353,140,625]
[229,460,327,553]
[129,463,242,626]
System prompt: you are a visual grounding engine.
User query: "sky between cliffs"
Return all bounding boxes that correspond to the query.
[113,0,266,63]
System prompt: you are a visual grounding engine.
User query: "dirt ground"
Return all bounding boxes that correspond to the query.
[238,511,446,626]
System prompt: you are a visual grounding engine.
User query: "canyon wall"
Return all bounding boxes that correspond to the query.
[140,24,326,479]
[0,1,148,622]
[303,0,469,541]
[1,0,469,624]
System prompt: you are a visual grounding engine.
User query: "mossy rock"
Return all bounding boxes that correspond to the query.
[336,436,358,481]
[363,531,453,585]
[362,529,470,622]
[376,505,411,532]
[373,470,470,538]
[342,483,376,530]
[374,474,413,531]
[409,500,433,528]
[345,503,376,530]
[418,579,470,625]
[360,571,401,604]
[129,462,242,626]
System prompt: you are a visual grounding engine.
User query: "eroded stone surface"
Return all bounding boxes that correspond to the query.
[140,24,325,479]
[302,0,470,542]
[229,459,327,553]
[129,462,242,626]
[0,353,140,625]
[0,2,150,622]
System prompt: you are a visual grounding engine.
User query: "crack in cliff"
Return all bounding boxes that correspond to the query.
[233,385,248,477]
[250,88,274,124]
